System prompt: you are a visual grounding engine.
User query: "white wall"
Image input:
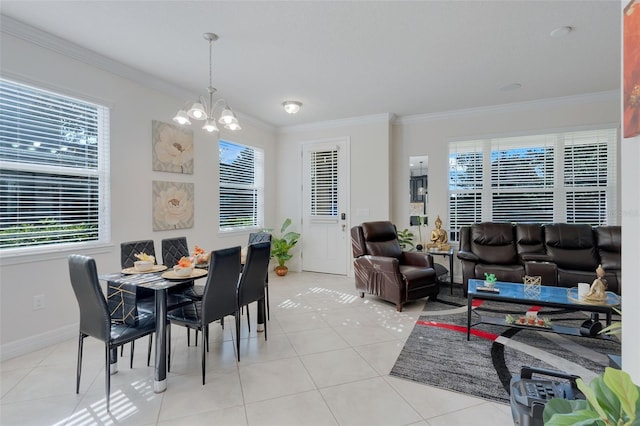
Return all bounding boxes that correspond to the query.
[276,115,392,272]
[0,32,277,359]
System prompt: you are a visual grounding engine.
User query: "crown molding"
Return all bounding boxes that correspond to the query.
[395,90,620,125]
[278,113,395,134]
[1,15,274,131]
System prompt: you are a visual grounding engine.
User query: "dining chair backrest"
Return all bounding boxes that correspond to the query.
[201,246,242,325]
[68,254,111,342]
[162,237,189,267]
[121,240,156,268]
[237,241,271,306]
[248,232,272,245]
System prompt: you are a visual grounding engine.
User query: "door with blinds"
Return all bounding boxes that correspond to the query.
[302,138,349,275]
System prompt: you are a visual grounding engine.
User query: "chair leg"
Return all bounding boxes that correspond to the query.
[187,328,191,346]
[147,335,153,366]
[76,332,84,394]
[265,282,270,321]
[167,325,172,373]
[201,326,207,385]
[195,328,198,346]
[130,340,135,369]
[105,345,111,412]
[261,298,268,341]
[235,311,241,362]
[246,303,251,332]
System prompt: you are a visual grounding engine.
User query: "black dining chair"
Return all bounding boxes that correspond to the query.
[68,254,156,411]
[161,237,205,345]
[166,246,242,384]
[244,232,272,326]
[236,241,271,361]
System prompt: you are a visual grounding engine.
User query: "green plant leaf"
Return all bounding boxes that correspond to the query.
[603,367,639,423]
[577,377,610,422]
[543,399,600,426]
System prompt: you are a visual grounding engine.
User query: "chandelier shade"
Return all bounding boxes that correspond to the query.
[173,33,241,133]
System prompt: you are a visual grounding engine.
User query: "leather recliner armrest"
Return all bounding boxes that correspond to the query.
[520,253,553,262]
[402,251,434,268]
[457,250,479,262]
[354,255,399,273]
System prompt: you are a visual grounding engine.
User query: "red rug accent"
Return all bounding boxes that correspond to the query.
[416,320,499,341]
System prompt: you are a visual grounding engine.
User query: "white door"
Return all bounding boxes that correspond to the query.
[301,138,349,275]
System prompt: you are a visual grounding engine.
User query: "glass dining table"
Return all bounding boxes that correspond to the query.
[99,270,206,393]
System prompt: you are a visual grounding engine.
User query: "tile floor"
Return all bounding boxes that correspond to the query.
[0,272,514,426]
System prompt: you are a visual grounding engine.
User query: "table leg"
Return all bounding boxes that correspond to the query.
[467,295,472,341]
[256,299,265,332]
[449,254,454,296]
[153,289,167,393]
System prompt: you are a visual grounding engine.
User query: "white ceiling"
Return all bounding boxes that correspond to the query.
[0,1,621,129]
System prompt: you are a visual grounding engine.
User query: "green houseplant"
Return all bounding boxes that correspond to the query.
[271,218,300,276]
[397,228,415,250]
[543,367,639,426]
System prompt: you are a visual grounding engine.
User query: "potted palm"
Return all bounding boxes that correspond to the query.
[271,218,300,276]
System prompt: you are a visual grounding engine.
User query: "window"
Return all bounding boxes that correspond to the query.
[218,139,264,231]
[310,149,338,217]
[0,78,110,250]
[448,128,617,241]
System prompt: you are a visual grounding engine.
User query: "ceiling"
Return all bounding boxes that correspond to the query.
[0,1,621,129]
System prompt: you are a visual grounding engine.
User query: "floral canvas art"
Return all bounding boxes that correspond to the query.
[624,0,640,138]
[152,120,194,174]
[152,181,194,230]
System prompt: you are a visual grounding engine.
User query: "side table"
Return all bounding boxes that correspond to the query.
[428,248,456,295]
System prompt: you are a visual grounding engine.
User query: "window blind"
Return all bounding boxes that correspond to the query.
[219,139,264,230]
[448,128,617,241]
[0,78,110,249]
[310,150,338,217]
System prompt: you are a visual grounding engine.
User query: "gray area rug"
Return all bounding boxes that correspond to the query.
[389,289,621,404]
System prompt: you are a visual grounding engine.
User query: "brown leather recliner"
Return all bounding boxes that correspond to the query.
[351,221,439,311]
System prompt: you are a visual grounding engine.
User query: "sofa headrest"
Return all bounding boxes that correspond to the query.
[516,224,543,244]
[595,226,621,252]
[360,221,401,258]
[471,222,514,246]
[544,223,594,249]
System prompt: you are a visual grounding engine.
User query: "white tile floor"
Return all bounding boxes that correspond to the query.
[0,272,514,426]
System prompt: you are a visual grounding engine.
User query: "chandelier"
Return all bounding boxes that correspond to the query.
[173,33,241,132]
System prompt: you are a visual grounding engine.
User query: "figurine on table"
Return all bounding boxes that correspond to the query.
[427,215,450,251]
[586,264,608,302]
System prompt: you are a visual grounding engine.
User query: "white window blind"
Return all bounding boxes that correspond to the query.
[219,139,264,231]
[310,150,338,217]
[0,78,110,250]
[448,128,617,241]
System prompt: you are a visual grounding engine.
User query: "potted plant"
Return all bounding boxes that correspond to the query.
[543,367,639,425]
[484,272,497,288]
[397,228,415,251]
[270,218,300,276]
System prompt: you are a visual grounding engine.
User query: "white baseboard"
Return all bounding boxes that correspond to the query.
[0,323,78,362]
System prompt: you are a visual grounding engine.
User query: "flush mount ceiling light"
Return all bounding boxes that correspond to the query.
[550,26,573,38]
[282,100,302,114]
[173,32,241,133]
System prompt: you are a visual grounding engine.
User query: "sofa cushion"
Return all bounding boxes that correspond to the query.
[595,226,621,271]
[543,224,598,271]
[516,223,545,260]
[470,223,517,264]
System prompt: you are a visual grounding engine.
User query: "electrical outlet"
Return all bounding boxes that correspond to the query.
[33,294,45,310]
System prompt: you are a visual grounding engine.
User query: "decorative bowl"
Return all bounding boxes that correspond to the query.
[173,265,194,277]
[484,280,496,288]
[134,260,154,272]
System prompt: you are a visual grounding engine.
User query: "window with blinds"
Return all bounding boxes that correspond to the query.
[310,150,338,217]
[0,78,110,250]
[448,128,617,241]
[219,139,264,231]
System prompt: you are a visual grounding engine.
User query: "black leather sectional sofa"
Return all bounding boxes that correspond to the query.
[457,222,621,296]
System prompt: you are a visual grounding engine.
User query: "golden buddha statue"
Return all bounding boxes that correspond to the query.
[427,215,450,251]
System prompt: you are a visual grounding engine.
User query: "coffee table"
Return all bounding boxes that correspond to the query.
[466,279,620,341]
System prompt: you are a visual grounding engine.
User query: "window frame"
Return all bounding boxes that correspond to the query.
[0,77,111,255]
